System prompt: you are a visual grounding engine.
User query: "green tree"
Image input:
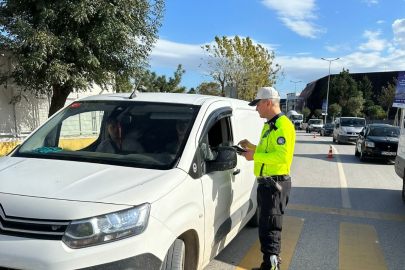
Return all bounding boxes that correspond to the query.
[314,109,322,118]
[347,96,365,116]
[358,76,374,112]
[201,36,284,101]
[328,103,342,122]
[0,0,165,116]
[196,82,222,96]
[188,87,197,94]
[368,105,385,119]
[302,107,311,118]
[329,68,357,113]
[377,77,397,117]
[137,64,186,93]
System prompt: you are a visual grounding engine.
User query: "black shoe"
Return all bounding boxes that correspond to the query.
[251,266,278,270]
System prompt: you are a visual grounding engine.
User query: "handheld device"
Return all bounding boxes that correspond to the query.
[232,145,247,153]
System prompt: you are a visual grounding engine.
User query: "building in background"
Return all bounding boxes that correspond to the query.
[0,53,111,155]
[297,71,401,121]
[286,92,301,111]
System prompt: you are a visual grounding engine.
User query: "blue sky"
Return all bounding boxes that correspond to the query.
[149,0,405,99]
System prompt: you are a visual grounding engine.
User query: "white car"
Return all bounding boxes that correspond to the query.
[0,93,264,270]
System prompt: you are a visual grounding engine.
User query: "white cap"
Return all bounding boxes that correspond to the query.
[248,87,280,106]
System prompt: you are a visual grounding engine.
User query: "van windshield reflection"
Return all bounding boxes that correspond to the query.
[13,101,200,170]
[341,119,365,127]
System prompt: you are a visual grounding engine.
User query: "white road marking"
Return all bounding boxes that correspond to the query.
[331,145,352,209]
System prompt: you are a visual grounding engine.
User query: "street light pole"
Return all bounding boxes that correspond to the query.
[321,57,340,122]
[290,80,301,110]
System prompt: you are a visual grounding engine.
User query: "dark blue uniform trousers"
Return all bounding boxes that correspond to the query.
[257,179,291,269]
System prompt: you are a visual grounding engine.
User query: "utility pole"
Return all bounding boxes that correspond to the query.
[290,80,301,110]
[321,57,340,121]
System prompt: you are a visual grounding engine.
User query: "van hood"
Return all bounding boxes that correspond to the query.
[0,157,188,206]
[342,126,363,133]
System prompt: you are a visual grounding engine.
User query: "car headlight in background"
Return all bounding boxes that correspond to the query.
[340,127,347,134]
[62,204,150,249]
[365,141,375,147]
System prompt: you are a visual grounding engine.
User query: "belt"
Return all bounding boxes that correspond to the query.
[256,175,290,185]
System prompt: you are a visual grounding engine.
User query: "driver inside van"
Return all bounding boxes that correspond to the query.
[96,117,145,154]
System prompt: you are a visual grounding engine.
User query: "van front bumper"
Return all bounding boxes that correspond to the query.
[338,134,358,142]
[0,216,174,270]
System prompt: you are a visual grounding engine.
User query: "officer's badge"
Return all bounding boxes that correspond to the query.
[277,137,286,145]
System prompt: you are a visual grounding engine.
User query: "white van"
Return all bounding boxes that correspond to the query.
[332,117,366,143]
[286,110,303,130]
[0,93,264,270]
[306,118,323,133]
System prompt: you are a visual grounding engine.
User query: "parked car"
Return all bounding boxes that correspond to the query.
[306,119,324,133]
[355,124,400,162]
[0,93,264,270]
[320,123,335,136]
[333,117,366,144]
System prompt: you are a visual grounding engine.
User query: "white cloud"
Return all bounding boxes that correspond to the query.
[362,0,378,5]
[358,30,386,51]
[261,0,325,38]
[393,19,405,48]
[150,38,278,73]
[325,44,351,52]
[149,39,405,92]
[377,20,385,24]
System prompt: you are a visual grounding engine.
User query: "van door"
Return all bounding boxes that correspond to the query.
[198,104,241,262]
[233,108,264,223]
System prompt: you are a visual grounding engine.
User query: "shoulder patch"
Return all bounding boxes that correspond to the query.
[277,137,286,145]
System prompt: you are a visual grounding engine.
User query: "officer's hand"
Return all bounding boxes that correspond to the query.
[238,139,255,150]
[241,148,254,161]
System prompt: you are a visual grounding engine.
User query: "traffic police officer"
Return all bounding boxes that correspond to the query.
[239,87,295,270]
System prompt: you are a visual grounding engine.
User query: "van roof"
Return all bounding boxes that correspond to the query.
[77,92,250,106]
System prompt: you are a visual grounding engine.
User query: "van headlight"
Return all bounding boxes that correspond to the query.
[365,141,375,148]
[340,127,347,134]
[62,204,150,249]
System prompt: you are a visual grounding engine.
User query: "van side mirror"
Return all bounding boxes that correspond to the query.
[206,146,237,172]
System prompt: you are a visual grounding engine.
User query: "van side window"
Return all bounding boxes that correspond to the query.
[199,117,233,162]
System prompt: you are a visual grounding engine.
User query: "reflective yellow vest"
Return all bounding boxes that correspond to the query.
[253,114,296,177]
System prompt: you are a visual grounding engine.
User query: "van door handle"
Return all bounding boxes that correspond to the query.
[233,169,241,175]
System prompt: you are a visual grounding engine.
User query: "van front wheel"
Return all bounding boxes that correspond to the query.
[161,239,185,270]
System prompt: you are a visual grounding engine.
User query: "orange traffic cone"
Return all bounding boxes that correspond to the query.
[326,145,334,158]
[313,132,317,138]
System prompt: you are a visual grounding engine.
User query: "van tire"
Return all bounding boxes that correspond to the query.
[161,239,185,270]
[247,206,260,227]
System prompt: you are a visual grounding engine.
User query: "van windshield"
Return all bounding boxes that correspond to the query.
[310,120,323,125]
[291,115,303,120]
[341,118,365,127]
[13,101,200,170]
